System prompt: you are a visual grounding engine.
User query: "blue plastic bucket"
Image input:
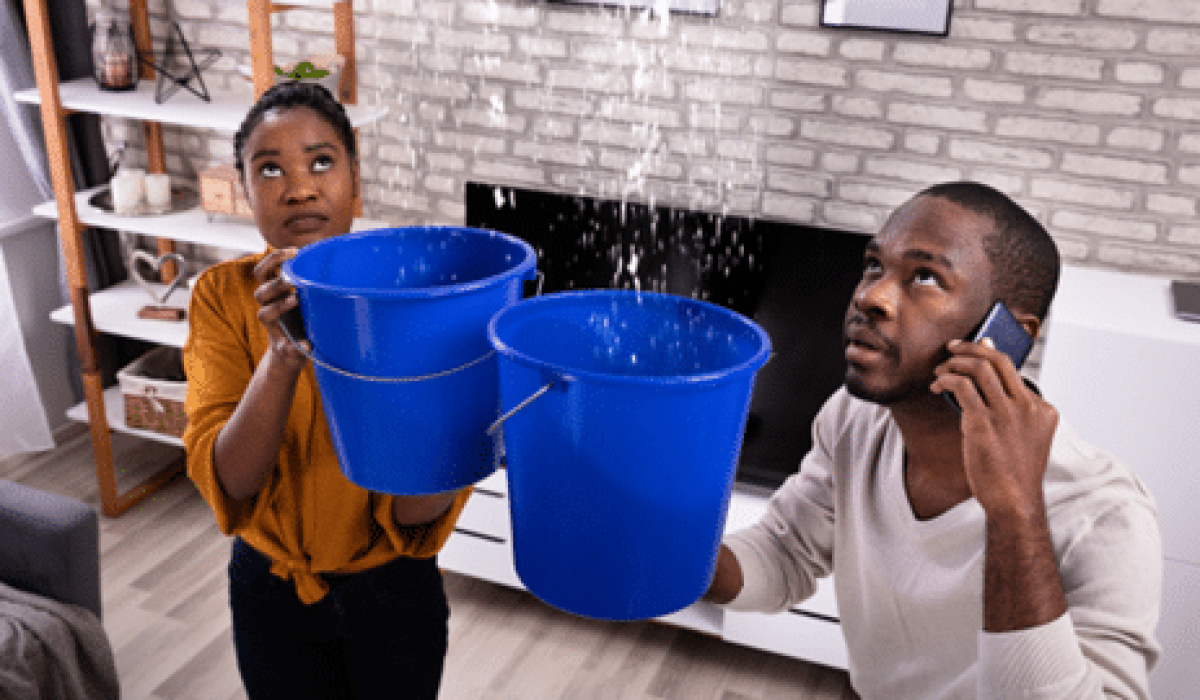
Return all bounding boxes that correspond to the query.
[488,290,771,620]
[282,226,537,495]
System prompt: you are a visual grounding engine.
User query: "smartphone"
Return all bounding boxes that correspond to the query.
[280,304,308,346]
[944,300,1034,414]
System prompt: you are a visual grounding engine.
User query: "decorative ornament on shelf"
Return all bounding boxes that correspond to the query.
[90,12,138,91]
[137,20,221,104]
[130,251,189,321]
[198,163,253,220]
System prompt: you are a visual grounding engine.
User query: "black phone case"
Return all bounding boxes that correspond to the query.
[279,305,308,346]
[944,301,1033,414]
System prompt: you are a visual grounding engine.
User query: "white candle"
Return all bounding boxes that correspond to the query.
[145,174,172,214]
[121,168,145,192]
[110,172,142,215]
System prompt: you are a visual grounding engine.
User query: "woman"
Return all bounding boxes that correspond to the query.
[183,81,468,699]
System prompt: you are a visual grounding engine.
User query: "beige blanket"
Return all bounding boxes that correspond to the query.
[0,581,119,699]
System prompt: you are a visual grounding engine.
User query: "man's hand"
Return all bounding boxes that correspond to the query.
[704,544,744,605]
[930,337,1066,633]
[930,337,1058,520]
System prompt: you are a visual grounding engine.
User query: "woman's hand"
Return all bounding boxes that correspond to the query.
[252,248,309,374]
[212,248,310,501]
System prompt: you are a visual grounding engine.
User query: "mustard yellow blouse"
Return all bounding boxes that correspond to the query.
[183,252,470,604]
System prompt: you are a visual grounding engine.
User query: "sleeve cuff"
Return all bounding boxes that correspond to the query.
[978,612,1091,698]
[722,530,791,613]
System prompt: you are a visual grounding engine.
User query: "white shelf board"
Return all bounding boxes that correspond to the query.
[34,186,394,252]
[14,78,388,132]
[51,280,190,348]
[36,187,267,253]
[66,385,184,448]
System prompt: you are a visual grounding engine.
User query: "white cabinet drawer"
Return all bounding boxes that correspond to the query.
[794,575,839,620]
[658,600,724,636]
[456,484,511,541]
[475,469,509,495]
[440,528,521,590]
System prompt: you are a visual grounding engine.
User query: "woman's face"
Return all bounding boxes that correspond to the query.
[240,106,358,250]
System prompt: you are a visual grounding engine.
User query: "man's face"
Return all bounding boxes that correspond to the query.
[843,195,996,407]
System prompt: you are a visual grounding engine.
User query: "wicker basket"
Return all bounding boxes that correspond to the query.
[118,346,188,438]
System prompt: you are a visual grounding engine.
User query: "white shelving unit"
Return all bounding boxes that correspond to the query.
[38,208,389,467]
[22,0,382,516]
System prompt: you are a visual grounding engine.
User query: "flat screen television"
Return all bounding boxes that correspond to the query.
[466,182,871,488]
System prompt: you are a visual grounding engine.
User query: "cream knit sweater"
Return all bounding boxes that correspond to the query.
[724,387,1161,699]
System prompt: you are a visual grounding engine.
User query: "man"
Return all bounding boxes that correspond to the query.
[707,182,1161,698]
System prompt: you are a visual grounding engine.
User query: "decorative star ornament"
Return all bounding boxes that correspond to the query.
[137,20,221,104]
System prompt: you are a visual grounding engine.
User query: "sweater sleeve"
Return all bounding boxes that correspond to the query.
[723,399,839,613]
[182,263,259,534]
[978,500,1162,700]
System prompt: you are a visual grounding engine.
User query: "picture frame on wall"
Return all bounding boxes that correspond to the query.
[820,0,953,36]
[552,0,718,16]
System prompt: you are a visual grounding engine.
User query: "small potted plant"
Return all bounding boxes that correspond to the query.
[239,53,345,98]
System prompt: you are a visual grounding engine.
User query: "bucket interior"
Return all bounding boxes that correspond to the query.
[490,291,770,381]
[285,226,534,295]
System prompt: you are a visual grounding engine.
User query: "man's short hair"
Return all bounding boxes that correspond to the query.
[917,181,1061,322]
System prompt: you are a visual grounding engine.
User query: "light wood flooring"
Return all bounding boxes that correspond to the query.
[1,427,857,700]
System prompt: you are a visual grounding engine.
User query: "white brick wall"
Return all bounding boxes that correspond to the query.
[94,0,1200,280]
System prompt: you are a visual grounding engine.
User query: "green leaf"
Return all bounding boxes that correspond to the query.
[293,61,330,79]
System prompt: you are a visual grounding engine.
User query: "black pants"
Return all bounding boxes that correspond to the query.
[228,538,449,700]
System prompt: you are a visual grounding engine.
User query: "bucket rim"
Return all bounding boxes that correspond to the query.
[487,289,772,387]
[280,225,537,298]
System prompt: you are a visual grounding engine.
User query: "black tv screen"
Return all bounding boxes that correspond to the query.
[466,183,870,488]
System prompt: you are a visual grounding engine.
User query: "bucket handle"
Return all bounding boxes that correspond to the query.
[274,270,543,384]
[278,320,496,383]
[486,379,556,436]
[485,269,550,436]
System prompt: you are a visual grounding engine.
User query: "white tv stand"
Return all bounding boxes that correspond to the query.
[439,472,848,671]
[1038,265,1200,698]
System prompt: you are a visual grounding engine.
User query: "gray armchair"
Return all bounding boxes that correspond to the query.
[0,479,101,618]
[0,479,120,699]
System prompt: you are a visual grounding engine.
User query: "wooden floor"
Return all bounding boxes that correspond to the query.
[1,427,857,700]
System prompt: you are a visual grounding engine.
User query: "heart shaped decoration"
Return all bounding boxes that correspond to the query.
[130,251,188,305]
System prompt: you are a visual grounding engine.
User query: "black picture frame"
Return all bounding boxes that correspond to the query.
[549,0,719,17]
[820,0,952,36]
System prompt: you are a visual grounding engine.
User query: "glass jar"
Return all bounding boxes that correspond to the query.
[91,12,138,91]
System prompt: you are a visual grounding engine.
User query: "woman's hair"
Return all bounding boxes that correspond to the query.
[917,181,1061,322]
[233,81,357,178]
